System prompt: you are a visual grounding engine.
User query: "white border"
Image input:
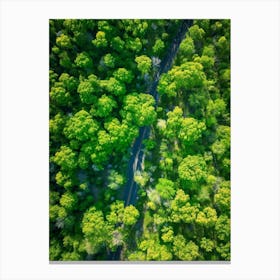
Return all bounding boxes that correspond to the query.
[1,0,279,279]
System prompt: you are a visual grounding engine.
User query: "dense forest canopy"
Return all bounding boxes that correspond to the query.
[49,19,230,261]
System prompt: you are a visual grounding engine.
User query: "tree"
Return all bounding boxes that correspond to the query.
[178,117,206,145]
[123,205,140,226]
[178,155,207,187]
[81,207,112,254]
[135,55,152,75]
[108,171,125,190]
[52,146,77,170]
[60,192,78,211]
[92,94,117,118]
[120,93,157,127]
[104,118,138,152]
[137,238,173,260]
[103,53,116,68]
[152,39,165,55]
[77,74,100,104]
[50,85,71,106]
[92,31,108,48]
[170,189,199,223]
[215,215,230,242]
[214,183,230,213]
[173,235,199,260]
[64,110,99,142]
[113,68,134,83]
[200,237,215,253]
[74,52,93,69]
[161,226,174,243]
[56,34,72,49]
[106,77,126,96]
[196,207,217,227]
[155,178,176,200]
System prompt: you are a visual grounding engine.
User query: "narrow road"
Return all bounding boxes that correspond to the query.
[123,19,193,207]
[111,20,193,260]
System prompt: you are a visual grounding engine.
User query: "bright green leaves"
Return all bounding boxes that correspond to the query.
[155,178,176,200]
[113,68,134,83]
[103,53,116,68]
[64,110,99,142]
[104,118,138,152]
[92,31,108,48]
[75,52,93,69]
[121,93,157,127]
[50,86,71,106]
[157,73,177,97]
[108,171,125,190]
[56,34,72,49]
[214,182,230,213]
[123,205,140,225]
[200,237,215,253]
[211,125,230,157]
[92,94,117,118]
[179,117,206,145]
[53,146,77,170]
[50,19,231,261]
[135,55,152,75]
[215,215,230,241]
[152,39,165,56]
[106,201,139,226]
[173,235,199,260]
[60,192,78,211]
[170,189,199,223]
[176,36,195,62]
[135,238,172,261]
[106,77,126,96]
[157,62,206,97]
[127,37,142,53]
[189,24,205,41]
[178,155,207,187]
[196,207,217,227]
[82,207,111,254]
[77,74,100,104]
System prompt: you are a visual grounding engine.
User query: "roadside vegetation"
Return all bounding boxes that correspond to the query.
[49,19,230,261]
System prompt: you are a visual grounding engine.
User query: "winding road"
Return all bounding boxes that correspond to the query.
[111,20,193,260]
[123,19,193,207]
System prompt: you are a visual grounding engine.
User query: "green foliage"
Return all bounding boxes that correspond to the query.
[60,192,78,210]
[123,205,140,225]
[64,110,99,142]
[108,170,125,190]
[215,215,230,241]
[82,207,111,254]
[155,178,176,200]
[53,146,77,170]
[113,68,134,83]
[75,52,93,69]
[77,75,100,104]
[92,94,117,118]
[170,189,199,223]
[196,207,217,227]
[135,55,152,74]
[120,93,157,127]
[178,155,207,186]
[50,19,230,261]
[56,34,72,49]
[200,237,215,252]
[92,31,108,48]
[173,235,199,260]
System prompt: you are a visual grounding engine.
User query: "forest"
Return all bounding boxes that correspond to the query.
[49,19,230,261]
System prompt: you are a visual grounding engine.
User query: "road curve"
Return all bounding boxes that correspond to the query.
[112,20,193,261]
